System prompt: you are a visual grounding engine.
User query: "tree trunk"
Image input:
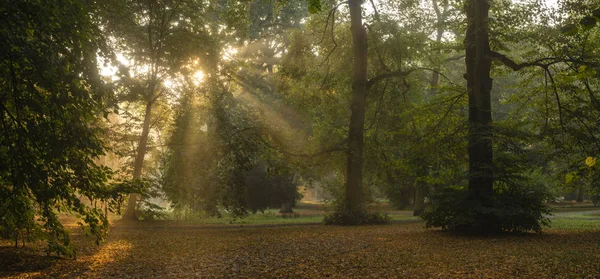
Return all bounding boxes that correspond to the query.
[279,202,294,214]
[413,183,425,216]
[428,0,446,98]
[465,0,493,198]
[123,101,154,220]
[576,185,585,203]
[345,0,368,213]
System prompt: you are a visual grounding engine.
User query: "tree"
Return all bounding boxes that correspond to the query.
[342,0,369,217]
[422,0,560,233]
[465,0,494,198]
[158,0,307,218]
[97,0,216,219]
[299,0,444,223]
[0,0,130,255]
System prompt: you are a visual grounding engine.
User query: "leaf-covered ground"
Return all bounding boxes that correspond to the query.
[2,218,600,279]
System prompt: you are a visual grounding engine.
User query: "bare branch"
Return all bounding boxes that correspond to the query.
[319,7,341,66]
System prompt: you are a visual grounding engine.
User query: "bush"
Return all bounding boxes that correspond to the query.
[383,183,413,210]
[592,193,600,207]
[323,203,390,225]
[422,185,551,234]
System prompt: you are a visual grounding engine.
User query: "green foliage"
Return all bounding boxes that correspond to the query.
[162,79,303,218]
[0,0,132,256]
[307,0,322,14]
[580,16,597,28]
[161,85,221,216]
[134,178,166,220]
[244,165,302,213]
[560,7,600,34]
[323,202,389,225]
[560,24,579,35]
[422,124,554,234]
[422,184,552,234]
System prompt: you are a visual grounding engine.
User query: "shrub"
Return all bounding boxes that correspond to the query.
[323,203,389,225]
[422,184,552,234]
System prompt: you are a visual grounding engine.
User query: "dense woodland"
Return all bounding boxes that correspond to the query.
[2,0,600,268]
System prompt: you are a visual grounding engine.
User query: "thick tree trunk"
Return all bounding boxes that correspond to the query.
[123,101,154,220]
[465,0,493,198]
[345,0,368,212]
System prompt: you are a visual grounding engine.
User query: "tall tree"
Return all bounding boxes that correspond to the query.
[98,0,215,219]
[345,0,369,214]
[0,0,128,255]
[465,0,493,197]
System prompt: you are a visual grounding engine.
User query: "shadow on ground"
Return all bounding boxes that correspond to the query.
[2,218,600,278]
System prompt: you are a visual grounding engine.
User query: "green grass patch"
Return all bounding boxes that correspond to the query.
[550,218,600,230]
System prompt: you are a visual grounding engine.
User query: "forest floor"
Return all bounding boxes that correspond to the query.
[2,204,600,278]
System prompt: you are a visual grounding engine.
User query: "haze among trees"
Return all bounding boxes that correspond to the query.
[2,0,600,277]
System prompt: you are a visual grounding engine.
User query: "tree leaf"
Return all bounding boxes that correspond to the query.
[566,172,576,184]
[307,0,322,14]
[585,156,597,168]
[560,24,578,35]
[580,16,597,30]
[593,8,600,20]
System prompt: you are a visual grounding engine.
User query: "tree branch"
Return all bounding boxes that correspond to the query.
[490,51,600,71]
[367,70,410,89]
[489,51,555,70]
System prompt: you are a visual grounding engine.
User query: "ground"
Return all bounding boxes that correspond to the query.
[2,203,600,278]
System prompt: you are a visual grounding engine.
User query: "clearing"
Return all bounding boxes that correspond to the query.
[2,204,600,278]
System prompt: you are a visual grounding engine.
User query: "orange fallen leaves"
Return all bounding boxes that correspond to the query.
[1,221,600,278]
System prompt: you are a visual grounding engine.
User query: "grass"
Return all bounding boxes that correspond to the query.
[550,218,600,230]
[2,202,600,278]
[157,201,419,225]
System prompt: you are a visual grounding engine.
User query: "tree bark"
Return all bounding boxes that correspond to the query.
[123,101,154,220]
[279,202,294,213]
[345,0,368,212]
[413,182,425,216]
[465,0,493,198]
[427,0,446,98]
[576,185,585,203]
